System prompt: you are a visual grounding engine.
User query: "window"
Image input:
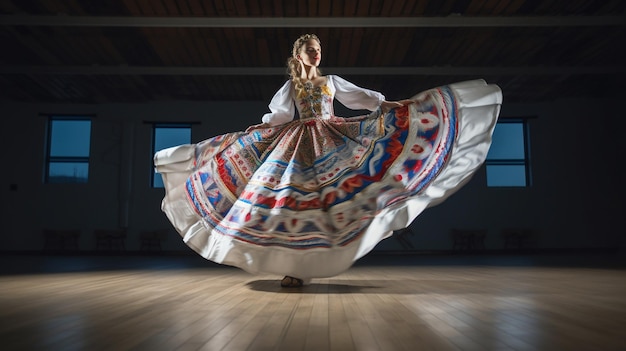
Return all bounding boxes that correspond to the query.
[152,123,192,188]
[45,117,92,183]
[485,119,531,187]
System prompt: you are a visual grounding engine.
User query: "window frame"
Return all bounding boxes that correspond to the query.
[44,115,93,184]
[151,122,193,188]
[485,118,532,188]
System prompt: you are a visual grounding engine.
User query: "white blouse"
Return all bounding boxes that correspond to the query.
[261,75,385,126]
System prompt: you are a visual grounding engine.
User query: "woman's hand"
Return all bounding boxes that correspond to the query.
[381,99,413,113]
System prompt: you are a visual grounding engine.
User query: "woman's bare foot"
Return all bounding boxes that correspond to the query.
[280,276,303,287]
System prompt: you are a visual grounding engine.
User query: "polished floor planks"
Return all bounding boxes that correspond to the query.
[1,255,625,351]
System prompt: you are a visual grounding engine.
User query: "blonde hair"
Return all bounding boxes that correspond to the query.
[286,34,322,93]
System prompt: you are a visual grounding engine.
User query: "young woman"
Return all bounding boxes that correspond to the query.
[154,34,502,287]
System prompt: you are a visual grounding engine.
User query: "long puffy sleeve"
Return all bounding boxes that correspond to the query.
[331,75,385,111]
[261,80,296,126]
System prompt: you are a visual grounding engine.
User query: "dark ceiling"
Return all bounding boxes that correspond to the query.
[1,0,625,104]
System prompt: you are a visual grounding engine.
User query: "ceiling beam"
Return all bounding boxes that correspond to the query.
[1,15,625,28]
[1,66,624,76]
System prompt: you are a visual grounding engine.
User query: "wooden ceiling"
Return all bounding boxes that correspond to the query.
[1,0,625,104]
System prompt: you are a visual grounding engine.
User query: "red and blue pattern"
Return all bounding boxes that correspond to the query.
[183,86,457,250]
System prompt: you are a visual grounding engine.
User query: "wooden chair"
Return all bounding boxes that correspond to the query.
[43,229,80,251]
[451,228,487,251]
[109,230,126,251]
[139,230,165,251]
[470,229,487,250]
[392,228,415,249]
[451,229,472,251]
[94,229,127,251]
[502,228,536,251]
[94,230,110,251]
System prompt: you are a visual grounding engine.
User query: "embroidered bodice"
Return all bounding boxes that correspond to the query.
[296,81,334,119]
[261,75,385,126]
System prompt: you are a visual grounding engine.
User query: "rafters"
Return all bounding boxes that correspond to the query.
[1,0,625,103]
[1,15,625,28]
[2,65,623,75]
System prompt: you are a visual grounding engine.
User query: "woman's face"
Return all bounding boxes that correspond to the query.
[297,39,321,68]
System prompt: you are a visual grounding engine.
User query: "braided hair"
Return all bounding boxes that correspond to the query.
[286,34,322,94]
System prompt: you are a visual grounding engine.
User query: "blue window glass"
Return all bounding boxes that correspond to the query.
[46,118,92,183]
[487,123,525,160]
[152,124,192,188]
[486,120,530,187]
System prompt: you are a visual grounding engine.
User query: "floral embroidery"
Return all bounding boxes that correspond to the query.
[298,81,332,119]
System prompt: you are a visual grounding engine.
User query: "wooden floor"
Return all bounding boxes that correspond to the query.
[1,253,625,351]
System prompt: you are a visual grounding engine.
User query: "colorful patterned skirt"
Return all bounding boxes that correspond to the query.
[154,79,502,279]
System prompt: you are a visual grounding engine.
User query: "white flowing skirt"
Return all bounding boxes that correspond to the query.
[154,79,502,279]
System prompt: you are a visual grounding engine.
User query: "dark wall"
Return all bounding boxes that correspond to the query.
[1,97,623,253]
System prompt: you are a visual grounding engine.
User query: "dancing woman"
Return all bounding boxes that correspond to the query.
[154,34,502,287]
